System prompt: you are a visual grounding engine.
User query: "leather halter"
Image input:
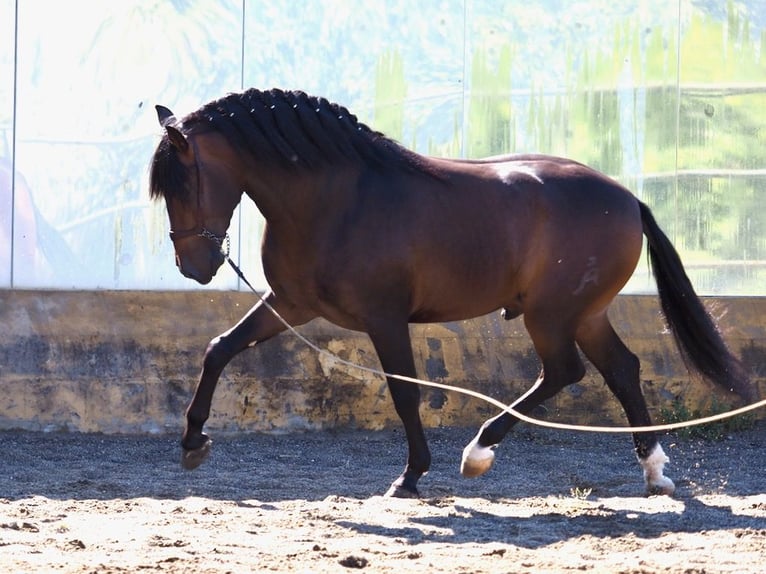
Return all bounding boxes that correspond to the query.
[168,136,230,257]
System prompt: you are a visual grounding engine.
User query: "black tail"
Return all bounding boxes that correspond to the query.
[639,201,755,403]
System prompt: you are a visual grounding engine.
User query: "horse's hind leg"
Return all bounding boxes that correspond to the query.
[366,319,431,498]
[461,315,586,478]
[576,312,675,495]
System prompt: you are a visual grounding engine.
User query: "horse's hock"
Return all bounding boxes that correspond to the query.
[0,289,764,434]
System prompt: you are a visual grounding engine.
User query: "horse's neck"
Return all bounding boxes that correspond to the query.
[244,165,357,231]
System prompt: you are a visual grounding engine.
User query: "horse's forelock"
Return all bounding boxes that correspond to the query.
[148,136,190,202]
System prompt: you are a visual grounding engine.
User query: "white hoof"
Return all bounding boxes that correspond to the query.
[460,436,496,478]
[639,444,676,496]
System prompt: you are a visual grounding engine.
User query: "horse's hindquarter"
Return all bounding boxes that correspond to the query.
[516,158,644,313]
[405,157,645,322]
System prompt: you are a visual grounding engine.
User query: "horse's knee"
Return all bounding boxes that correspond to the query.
[203,334,235,372]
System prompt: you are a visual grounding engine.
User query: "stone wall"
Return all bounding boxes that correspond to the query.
[0,290,763,434]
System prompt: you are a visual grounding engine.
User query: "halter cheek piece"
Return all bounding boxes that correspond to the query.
[168,137,230,258]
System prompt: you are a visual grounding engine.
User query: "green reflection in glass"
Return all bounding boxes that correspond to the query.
[374,50,407,142]
[380,1,764,294]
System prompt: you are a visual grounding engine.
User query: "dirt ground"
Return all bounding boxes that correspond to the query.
[1,422,764,573]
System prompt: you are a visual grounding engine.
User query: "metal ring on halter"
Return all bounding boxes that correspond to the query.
[169,227,230,258]
[200,228,231,258]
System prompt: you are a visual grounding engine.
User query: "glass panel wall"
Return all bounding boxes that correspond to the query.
[240,0,467,282]
[1,0,764,294]
[669,4,766,293]
[0,0,15,288]
[11,1,244,289]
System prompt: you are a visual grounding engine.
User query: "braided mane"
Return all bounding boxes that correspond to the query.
[150,88,435,201]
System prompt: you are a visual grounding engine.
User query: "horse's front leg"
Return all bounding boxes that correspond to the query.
[181,291,312,469]
[367,320,431,498]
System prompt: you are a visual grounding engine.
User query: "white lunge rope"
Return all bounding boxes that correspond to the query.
[227,258,765,434]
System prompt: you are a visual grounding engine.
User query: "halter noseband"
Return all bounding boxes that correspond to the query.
[168,136,230,258]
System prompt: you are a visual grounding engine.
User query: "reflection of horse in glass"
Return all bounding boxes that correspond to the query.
[0,158,38,278]
[0,157,80,285]
[149,88,755,497]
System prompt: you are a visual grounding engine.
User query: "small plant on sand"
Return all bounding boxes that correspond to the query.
[569,486,593,500]
[659,397,755,441]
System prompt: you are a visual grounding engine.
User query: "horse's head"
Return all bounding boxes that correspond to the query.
[150,105,242,284]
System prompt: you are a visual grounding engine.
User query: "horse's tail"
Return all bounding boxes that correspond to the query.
[639,201,756,403]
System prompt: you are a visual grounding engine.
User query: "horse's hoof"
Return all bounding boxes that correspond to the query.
[384,483,420,499]
[639,444,675,496]
[461,437,495,478]
[181,437,212,470]
[646,476,676,496]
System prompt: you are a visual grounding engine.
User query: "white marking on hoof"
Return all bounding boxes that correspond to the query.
[639,443,676,496]
[460,436,496,478]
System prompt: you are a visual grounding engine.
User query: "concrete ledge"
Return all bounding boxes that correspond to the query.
[0,290,763,434]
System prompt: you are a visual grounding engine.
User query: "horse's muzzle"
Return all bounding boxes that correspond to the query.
[175,249,225,285]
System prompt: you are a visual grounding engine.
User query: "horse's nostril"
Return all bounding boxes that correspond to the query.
[176,257,213,285]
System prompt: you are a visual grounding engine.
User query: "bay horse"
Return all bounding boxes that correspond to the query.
[149,88,754,498]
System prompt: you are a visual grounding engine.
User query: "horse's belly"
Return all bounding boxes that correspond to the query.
[409,281,520,324]
[409,304,509,324]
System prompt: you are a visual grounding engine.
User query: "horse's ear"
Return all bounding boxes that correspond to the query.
[155,105,176,127]
[165,125,189,153]
[155,104,188,151]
